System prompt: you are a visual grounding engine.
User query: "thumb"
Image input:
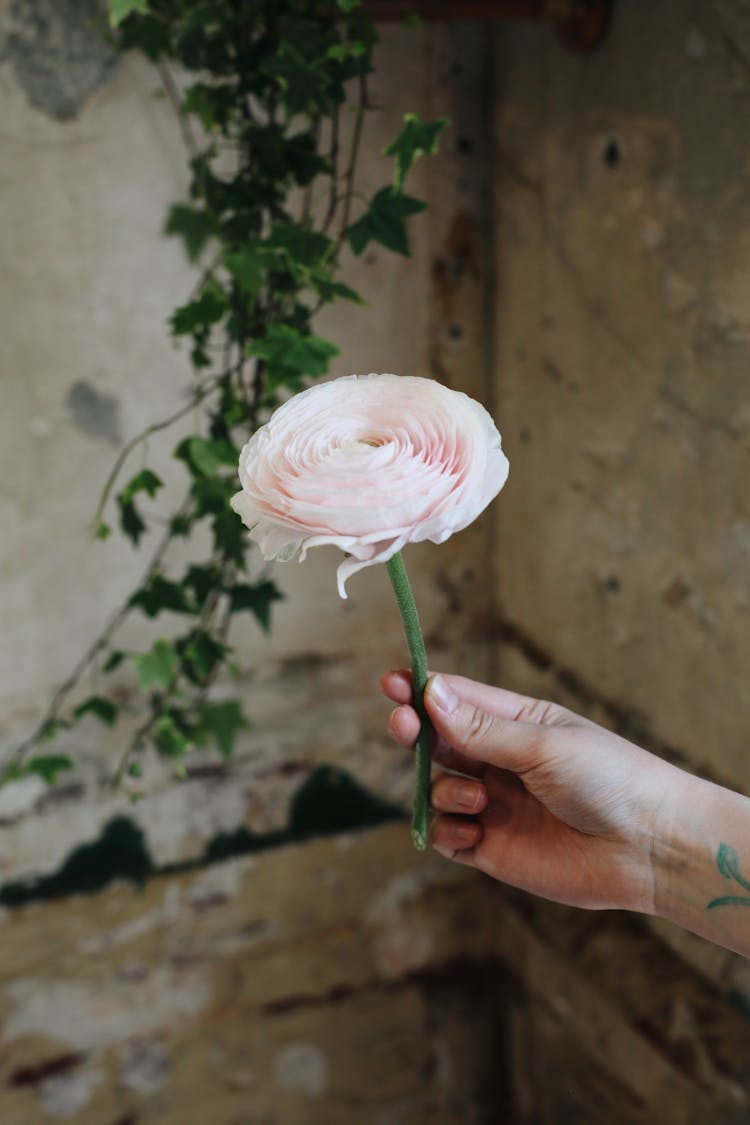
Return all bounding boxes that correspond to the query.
[424,674,545,774]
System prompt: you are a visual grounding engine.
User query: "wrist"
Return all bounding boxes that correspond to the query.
[649,767,711,925]
[650,767,750,954]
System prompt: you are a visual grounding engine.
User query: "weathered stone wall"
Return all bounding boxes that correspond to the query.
[2,0,750,1121]
[0,7,504,1121]
[490,0,750,1118]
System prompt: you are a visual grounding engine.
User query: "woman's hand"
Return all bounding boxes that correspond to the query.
[381,669,686,914]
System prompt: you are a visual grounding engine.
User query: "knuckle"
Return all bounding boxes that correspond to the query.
[461,704,496,749]
[519,697,560,726]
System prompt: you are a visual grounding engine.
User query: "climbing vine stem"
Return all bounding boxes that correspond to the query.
[7,0,447,793]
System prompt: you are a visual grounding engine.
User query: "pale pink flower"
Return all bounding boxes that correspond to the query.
[231,373,509,597]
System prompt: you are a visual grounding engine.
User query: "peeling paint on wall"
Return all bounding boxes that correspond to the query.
[5,967,212,1051]
[273,1042,329,1097]
[2,0,118,121]
[38,1067,103,1117]
[0,767,403,908]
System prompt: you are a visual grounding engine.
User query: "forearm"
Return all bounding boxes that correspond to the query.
[652,770,750,957]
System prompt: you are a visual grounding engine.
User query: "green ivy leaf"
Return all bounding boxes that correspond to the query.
[129,574,194,618]
[73,696,119,727]
[3,755,75,786]
[175,436,238,479]
[211,508,246,566]
[224,249,266,297]
[196,700,250,759]
[135,639,180,691]
[117,469,163,546]
[182,83,235,132]
[108,0,149,27]
[189,475,236,520]
[165,203,215,262]
[102,650,126,673]
[184,564,222,609]
[260,42,331,117]
[266,222,332,268]
[309,271,364,306]
[171,282,228,337]
[248,324,339,391]
[229,581,284,633]
[326,43,352,63]
[116,12,170,59]
[347,187,427,257]
[95,523,111,541]
[120,469,163,505]
[183,629,228,683]
[282,130,333,187]
[118,497,147,545]
[384,114,449,192]
[153,713,194,758]
[170,512,192,537]
[337,0,362,10]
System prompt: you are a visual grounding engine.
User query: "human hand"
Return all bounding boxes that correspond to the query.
[381,670,688,914]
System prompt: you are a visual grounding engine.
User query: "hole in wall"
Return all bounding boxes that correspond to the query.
[603,138,620,169]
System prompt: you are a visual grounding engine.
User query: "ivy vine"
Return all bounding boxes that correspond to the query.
[8,0,446,790]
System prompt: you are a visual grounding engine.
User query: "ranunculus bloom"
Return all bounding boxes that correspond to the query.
[231,373,509,597]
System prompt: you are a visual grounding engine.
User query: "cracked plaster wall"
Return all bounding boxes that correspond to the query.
[0,15,507,1123]
[493,1,750,793]
[2,1,750,1121]
[489,1,750,1118]
[1,0,117,121]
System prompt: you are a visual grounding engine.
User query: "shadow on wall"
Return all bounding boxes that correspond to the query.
[0,765,404,907]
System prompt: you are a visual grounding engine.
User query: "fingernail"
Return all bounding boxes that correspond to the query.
[456,781,480,811]
[427,674,458,713]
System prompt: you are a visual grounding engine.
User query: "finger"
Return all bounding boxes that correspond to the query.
[431,774,488,816]
[425,675,547,774]
[380,669,414,705]
[382,668,562,727]
[387,704,483,778]
[388,703,420,747]
[431,814,483,863]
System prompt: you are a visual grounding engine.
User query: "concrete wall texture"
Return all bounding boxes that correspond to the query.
[1,1,750,1121]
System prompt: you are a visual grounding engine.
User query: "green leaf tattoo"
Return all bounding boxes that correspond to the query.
[707,843,750,910]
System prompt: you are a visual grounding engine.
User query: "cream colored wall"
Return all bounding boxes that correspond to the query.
[0,9,503,1121]
[0,14,492,879]
[492,3,750,793]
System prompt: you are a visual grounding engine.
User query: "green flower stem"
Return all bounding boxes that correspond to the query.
[385,550,431,851]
